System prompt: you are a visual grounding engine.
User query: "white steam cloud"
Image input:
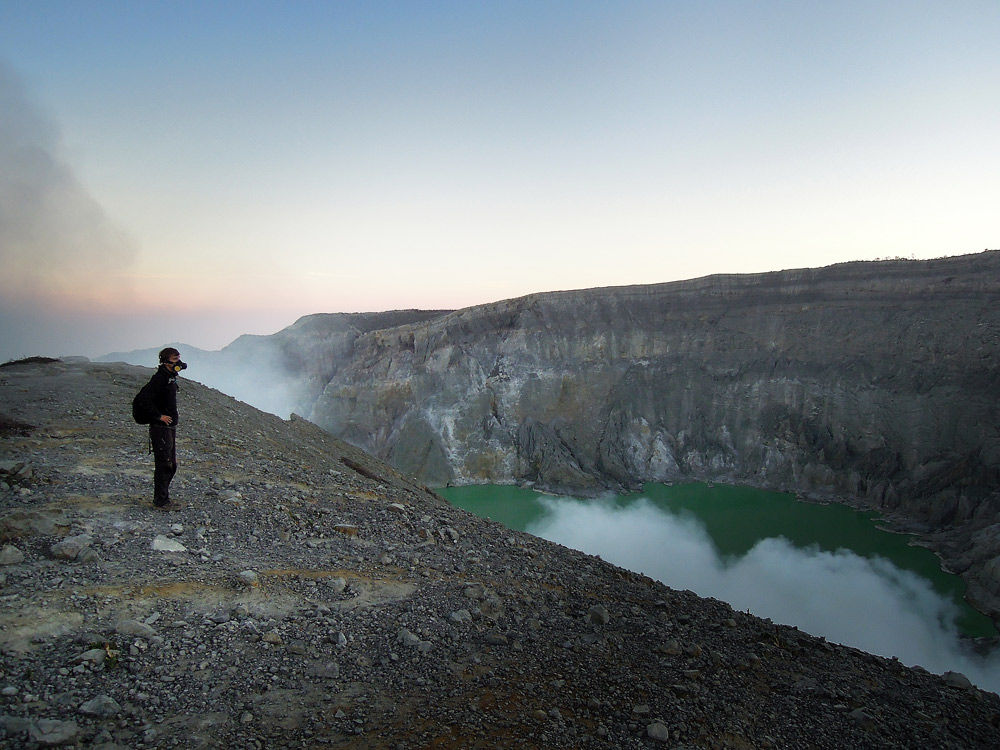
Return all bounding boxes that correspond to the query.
[98,343,306,421]
[0,60,137,308]
[185,354,304,421]
[527,497,1000,694]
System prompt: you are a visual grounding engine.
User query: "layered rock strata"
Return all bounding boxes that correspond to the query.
[304,252,1000,618]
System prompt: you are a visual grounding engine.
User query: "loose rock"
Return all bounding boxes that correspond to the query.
[0,360,997,750]
[0,544,24,565]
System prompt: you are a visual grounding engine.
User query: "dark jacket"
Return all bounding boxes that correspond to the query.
[137,366,179,427]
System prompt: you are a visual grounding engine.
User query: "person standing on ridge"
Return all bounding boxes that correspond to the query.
[135,347,187,508]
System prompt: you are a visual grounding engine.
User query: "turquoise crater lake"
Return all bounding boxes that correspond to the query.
[436,482,997,644]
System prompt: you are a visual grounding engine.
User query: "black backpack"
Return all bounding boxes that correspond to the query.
[131,383,155,424]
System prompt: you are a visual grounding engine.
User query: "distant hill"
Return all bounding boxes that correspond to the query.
[95,342,212,366]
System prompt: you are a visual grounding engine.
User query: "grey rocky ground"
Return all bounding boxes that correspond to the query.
[1,360,998,749]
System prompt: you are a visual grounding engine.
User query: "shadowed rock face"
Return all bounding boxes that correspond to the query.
[304,252,1000,616]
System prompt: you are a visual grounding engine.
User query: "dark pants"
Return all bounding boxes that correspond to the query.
[150,425,177,506]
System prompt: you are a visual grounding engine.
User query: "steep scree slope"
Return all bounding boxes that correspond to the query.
[1,360,998,748]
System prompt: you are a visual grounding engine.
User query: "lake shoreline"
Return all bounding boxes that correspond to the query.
[437,480,1000,642]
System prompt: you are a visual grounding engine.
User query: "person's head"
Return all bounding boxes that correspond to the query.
[158,347,187,373]
[158,347,180,364]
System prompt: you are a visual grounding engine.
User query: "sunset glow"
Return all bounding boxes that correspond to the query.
[1,1,998,359]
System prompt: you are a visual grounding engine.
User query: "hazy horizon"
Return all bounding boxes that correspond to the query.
[0,248,989,362]
[2,1,998,360]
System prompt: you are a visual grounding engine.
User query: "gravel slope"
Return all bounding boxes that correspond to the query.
[1,360,998,749]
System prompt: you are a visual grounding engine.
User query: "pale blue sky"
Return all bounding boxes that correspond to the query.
[1,1,998,358]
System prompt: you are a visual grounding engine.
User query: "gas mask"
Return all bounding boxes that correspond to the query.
[165,360,188,373]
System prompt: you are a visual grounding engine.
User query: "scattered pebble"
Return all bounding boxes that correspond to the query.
[0,360,997,749]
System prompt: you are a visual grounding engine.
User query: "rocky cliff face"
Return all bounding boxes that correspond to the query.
[97,310,454,422]
[303,252,1000,617]
[2,359,999,748]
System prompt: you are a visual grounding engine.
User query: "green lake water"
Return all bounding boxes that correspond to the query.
[436,482,997,639]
